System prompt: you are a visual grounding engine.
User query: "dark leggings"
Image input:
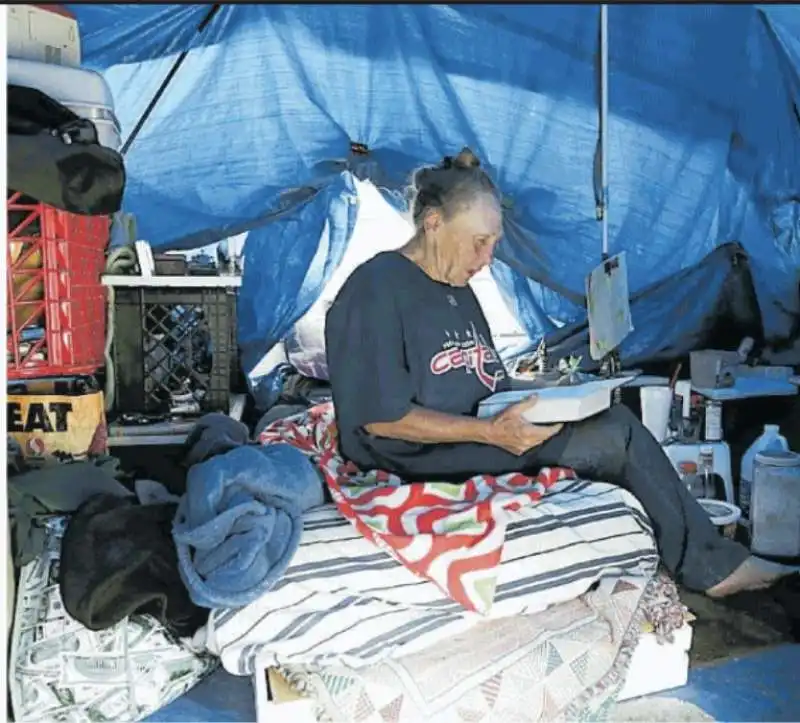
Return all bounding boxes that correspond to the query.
[361,405,749,592]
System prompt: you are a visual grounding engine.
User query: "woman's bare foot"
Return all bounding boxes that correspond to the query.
[706,556,800,598]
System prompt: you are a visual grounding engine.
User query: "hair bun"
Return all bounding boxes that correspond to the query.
[412,166,436,189]
[452,147,481,170]
[409,147,497,225]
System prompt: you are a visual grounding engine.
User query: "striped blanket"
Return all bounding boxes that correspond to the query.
[198,404,659,675]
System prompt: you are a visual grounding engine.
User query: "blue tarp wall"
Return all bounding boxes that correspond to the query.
[70,4,800,405]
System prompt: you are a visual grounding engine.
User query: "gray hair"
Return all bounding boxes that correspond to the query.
[410,147,499,228]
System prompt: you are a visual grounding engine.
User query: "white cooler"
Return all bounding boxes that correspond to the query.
[8,57,122,151]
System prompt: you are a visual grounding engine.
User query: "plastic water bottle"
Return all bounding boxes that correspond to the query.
[740,424,789,520]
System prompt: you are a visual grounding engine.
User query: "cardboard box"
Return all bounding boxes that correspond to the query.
[253,667,316,723]
[7,389,107,458]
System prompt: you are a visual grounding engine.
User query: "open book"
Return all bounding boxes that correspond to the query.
[477,377,633,424]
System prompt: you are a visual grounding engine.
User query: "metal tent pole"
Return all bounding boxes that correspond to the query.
[596,5,623,387]
[600,3,609,259]
[121,4,221,156]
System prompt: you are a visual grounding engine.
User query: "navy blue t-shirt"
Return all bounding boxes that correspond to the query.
[325,251,510,478]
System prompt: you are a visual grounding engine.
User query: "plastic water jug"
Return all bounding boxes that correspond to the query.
[740,424,789,519]
[750,450,800,559]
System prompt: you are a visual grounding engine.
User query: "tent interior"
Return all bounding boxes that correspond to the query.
[69,3,800,408]
[8,3,800,721]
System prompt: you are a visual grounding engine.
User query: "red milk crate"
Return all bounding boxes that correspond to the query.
[7,192,109,379]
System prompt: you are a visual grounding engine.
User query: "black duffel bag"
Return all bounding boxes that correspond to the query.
[8,84,126,216]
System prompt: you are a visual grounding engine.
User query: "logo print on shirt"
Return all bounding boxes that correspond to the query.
[429,324,504,392]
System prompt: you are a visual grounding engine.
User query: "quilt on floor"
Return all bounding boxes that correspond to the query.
[278,574,658,722]
[258,402,651,614]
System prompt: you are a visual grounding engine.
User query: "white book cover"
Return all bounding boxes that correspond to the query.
[477,377,633,424]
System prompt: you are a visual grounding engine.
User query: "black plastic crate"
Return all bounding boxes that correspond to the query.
[111,285,238,415]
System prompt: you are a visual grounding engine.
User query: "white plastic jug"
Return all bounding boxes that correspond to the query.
[740,424,789,519]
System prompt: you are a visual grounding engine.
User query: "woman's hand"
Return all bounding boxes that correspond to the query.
[488,396,563,456]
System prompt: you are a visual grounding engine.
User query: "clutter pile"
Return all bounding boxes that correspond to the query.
[7,371,696,723]
[7,8,798,722]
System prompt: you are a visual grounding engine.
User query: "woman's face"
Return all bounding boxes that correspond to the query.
[425,193,503,287]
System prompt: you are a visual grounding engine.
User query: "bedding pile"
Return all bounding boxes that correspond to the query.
[199,403,660,699]
[9,400,669,722]
[258,402,659,615]
[276,574,660,722]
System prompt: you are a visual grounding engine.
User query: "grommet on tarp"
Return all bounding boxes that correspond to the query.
[350,142,369,156]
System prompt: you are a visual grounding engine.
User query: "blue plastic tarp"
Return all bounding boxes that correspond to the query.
[237,173,358,406]
[69,4,800,393]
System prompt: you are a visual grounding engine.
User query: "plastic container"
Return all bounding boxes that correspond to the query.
[7,57,121,150]
[697,498,741,539]
[740,424,789,519]
[703,399,723,441]
[7,4,81,67]
[640,386,673,442]
[110,284,238,415]
[690,349,739,389]
[750,450,800,559]
[7,192,109,379]
[664,442,734,503]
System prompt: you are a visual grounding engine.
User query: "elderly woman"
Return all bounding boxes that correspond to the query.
[325,147,793,598]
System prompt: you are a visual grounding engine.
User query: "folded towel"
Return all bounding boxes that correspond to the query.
[173,443,325,609]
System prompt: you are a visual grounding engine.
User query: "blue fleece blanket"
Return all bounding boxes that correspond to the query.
[173,443,324,609]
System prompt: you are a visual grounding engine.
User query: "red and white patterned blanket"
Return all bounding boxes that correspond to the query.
[258,402,577,614]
